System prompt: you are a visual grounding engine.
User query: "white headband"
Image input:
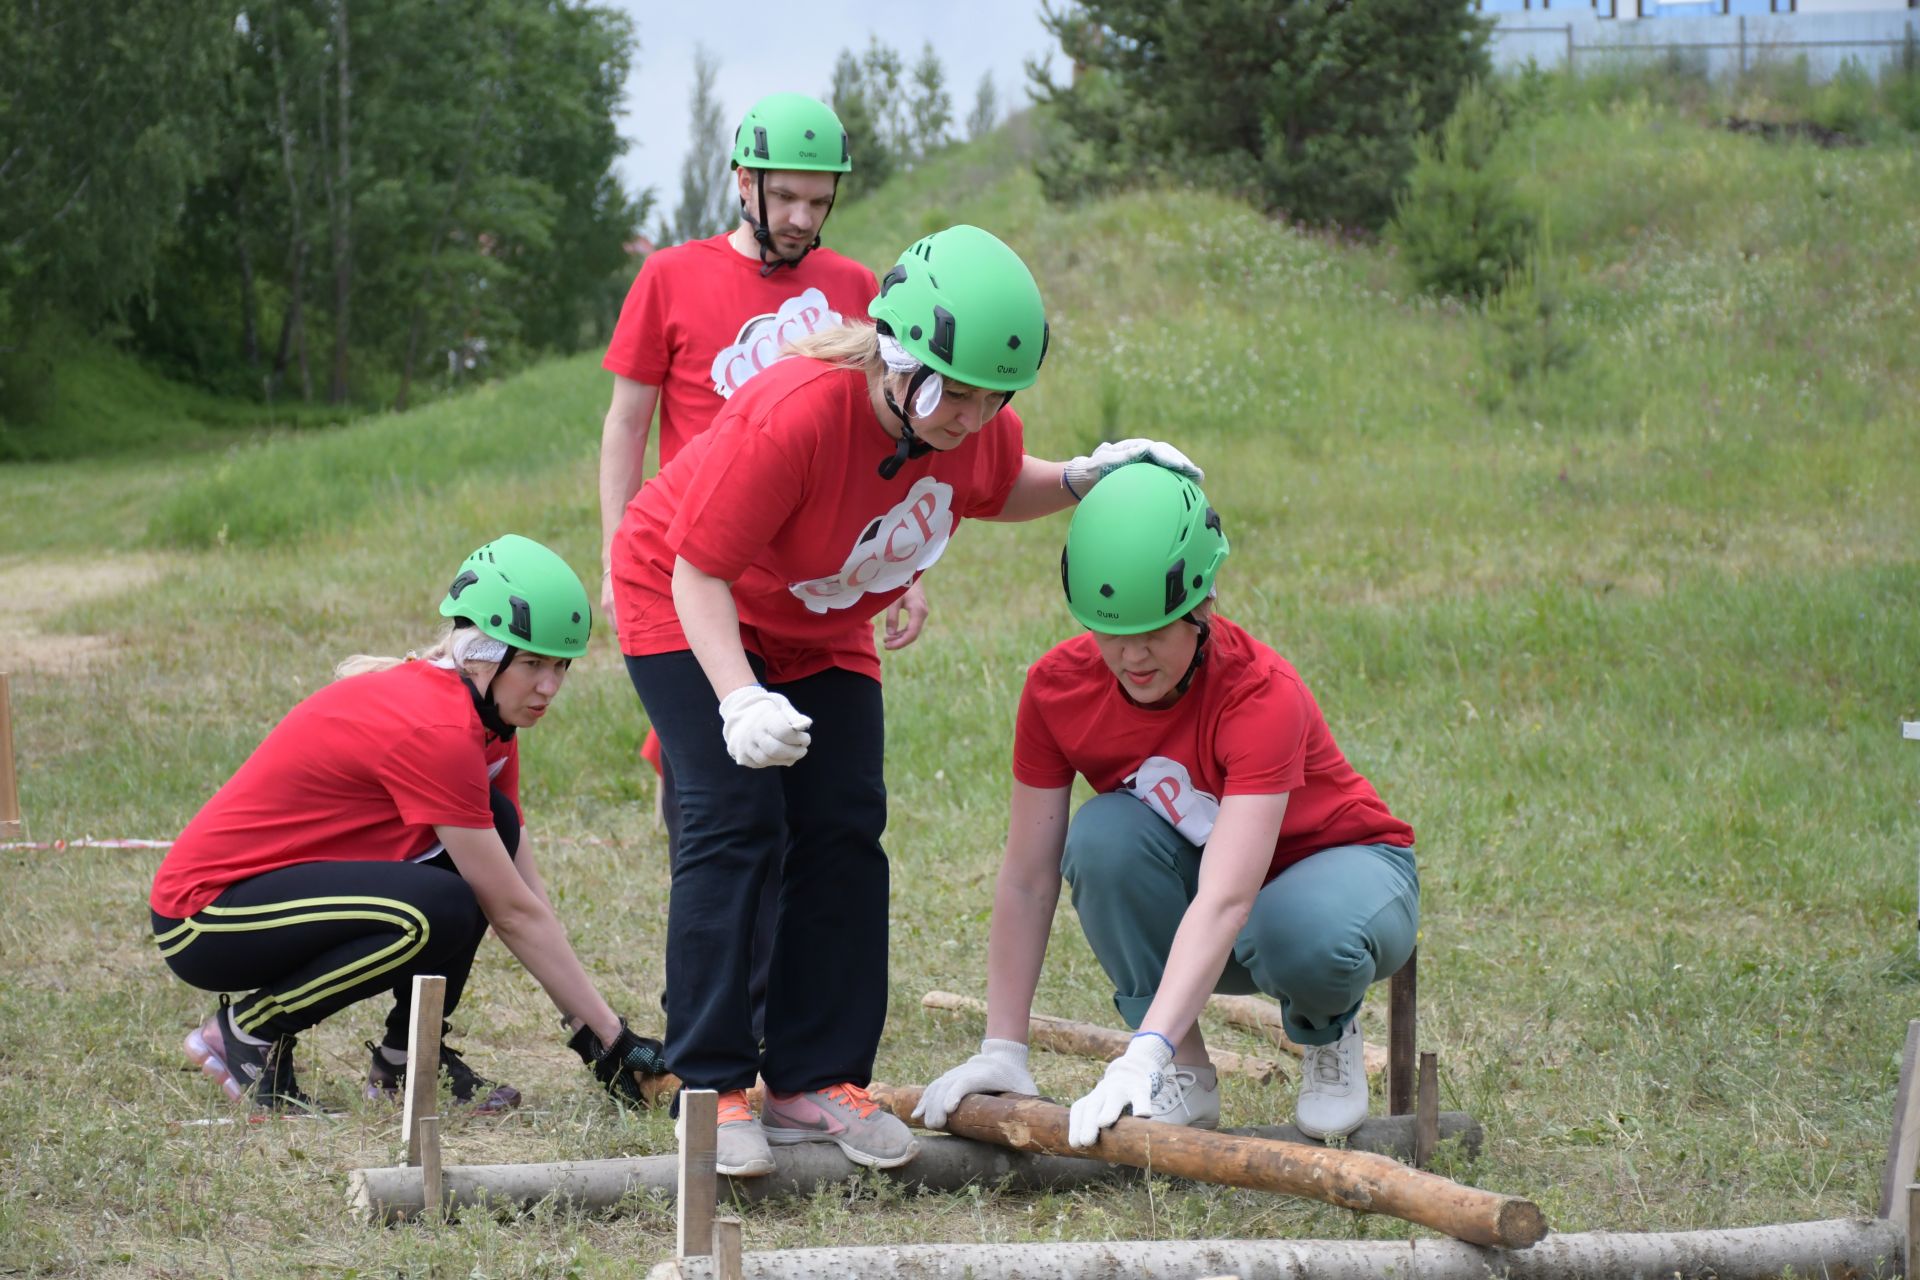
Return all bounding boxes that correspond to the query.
[878,332,943,419]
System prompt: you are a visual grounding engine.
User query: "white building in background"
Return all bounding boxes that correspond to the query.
[1479,1,1915,18]
[1482,0,1919,78]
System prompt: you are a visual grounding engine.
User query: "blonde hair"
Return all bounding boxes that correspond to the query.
[333,622,505,682]
[782,321,883,375]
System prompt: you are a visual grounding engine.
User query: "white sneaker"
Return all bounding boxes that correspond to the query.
[1295,1018,1368,1139]
[1148,1062,1220,1129]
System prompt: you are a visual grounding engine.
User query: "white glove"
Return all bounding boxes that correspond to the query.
[913,1038,1038,1129]
[1068,1032,1175,1148]
[1062,438,1203,499]
[717,685,812,769]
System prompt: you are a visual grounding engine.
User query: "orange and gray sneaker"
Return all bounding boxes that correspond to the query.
[761,1082,919,1169]
[710,1087,775,1177]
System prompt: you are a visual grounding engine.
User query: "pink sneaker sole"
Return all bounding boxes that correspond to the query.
[184,1025,245,1103]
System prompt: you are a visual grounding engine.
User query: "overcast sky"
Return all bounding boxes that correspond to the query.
[604,2,1060,226]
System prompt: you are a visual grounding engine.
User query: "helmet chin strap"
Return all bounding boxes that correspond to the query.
[461,644,519,741]
[877,363,940,480]
[742,170,833,277]
[1161,616,1210,698]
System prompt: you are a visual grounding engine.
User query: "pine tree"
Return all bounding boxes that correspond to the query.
[664,47,732,245]
[1031,0,1491,230]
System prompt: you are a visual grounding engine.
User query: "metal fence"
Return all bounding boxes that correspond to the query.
[1488,9,1920,77]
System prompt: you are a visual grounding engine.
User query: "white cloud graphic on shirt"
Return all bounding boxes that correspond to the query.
[710,287,844,398]
[1123,756,1221,845]
[789,477,954,614]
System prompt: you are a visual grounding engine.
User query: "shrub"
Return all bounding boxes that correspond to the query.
[1389,83,1536,301]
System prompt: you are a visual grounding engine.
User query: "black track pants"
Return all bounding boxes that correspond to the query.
[153,788,520,1044]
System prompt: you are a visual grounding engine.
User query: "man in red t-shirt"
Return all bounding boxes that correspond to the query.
[918,466,1418,1146]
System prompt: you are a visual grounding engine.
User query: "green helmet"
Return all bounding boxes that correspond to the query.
[439,534,592,659]
[869,225,1049,392]
[1060,464,1229,635]
[730,93,852,173]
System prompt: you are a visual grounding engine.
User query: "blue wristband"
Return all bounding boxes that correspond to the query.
[1132,1030,1176,1056]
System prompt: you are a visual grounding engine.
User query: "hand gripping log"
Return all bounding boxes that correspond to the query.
[869,1084,1548,1250]
[922,991,1287,1083]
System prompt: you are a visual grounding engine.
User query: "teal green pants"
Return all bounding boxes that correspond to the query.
[1060,792,1419,1047]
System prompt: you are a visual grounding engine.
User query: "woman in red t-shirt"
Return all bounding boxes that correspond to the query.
[917,464,1419,1144]
[151,536,663,1111]
[611,224,1198,1177]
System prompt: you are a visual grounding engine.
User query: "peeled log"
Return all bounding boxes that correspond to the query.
[870,1084,1546,1250]
[348,1135,1121,1224]
[922,991,1287,1084]
[647,1217,1901,1280]
[1211,993,1390,1077]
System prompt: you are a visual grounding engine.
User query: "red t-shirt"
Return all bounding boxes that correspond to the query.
[150,661,519,918]
[602,235,879,465]
[610,356,1025,684]
[1013,616,1412,882]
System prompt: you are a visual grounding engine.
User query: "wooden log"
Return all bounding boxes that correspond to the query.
[869,1084,1547,1249]
[0,672,21,839]
[1233,1115,1482,1161]
[348,1135,1126,1223]
[402,975,446,1168]
[921,991,1286,1084]
[677,1090,717,1259]
[1209,993,1390,1078]
[645,1217,1904,1280]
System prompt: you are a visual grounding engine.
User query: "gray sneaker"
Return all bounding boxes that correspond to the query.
[762,1082,919,1169]
[708,1089,774,1177]
[1148,1062,1221,1129]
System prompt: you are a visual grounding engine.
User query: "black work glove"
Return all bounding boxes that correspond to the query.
[567,1018,668,1108]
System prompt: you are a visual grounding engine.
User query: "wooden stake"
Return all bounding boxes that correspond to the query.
[402,975,446,1167]
[1879,1020,1920,1222]
[1907,1184,1920,1280]
[922,991,1286,1083]
[677,1089,718,1259]
[1388,949,1417,1116]
[713,1215,743,1280]
[418,1116,442,1222]
[871,1083,1548,1249]
[1415,1051,1439,1169]
[0,672,22,839]
[1208,995,1389,1077]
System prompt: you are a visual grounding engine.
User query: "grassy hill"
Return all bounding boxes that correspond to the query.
[1,73,1917,1274]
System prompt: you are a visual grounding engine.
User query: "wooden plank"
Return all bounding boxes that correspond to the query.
[402,974,447,1166]
[1415,1051,1439,1169]
[0,672,21,838]
[714,1215,743,1280]
[1208,995,1389,1078]
[1389,949,1417,1116]
[1907,1184,1920,1280]
[419,1115,442,1222]
[677,1089,718,1259]
[871,1083,1548,1249]
[921,991,1286,1083]
[1878,1020,1920,1220]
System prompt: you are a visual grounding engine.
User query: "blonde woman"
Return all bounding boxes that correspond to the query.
[151,536,661,1111]
[609,223,1198,1176]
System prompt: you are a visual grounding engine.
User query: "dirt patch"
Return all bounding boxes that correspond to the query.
[0,554,170,675]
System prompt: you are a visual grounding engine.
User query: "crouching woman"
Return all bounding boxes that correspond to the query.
[918,465,1418,1144]
[150,535,661,1111]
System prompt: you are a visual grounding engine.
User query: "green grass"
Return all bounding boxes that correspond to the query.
[2,75,1919,1276]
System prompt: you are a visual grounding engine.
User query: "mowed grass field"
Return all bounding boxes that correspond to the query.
[2,74,1917,1275]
